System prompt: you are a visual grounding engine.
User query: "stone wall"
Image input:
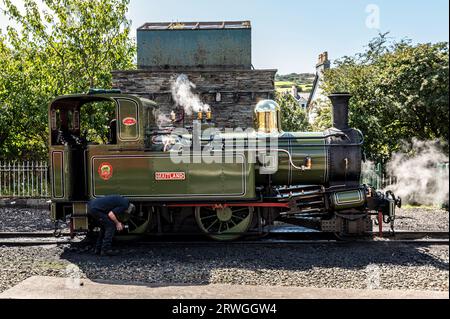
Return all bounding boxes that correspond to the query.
[112,69,277,129]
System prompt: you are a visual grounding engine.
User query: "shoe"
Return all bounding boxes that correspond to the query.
[101,249,119,257]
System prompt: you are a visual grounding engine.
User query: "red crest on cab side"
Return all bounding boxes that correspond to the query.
[98,163,113,181]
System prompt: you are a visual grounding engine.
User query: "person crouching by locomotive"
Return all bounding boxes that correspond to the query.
[87,195,135,256]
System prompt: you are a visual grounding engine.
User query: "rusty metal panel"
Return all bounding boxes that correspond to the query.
[137,21,252,69]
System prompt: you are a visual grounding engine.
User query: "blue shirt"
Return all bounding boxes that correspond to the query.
[88,195,129,215]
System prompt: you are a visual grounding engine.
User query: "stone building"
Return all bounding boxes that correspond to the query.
[112,21,277,129]
[306,52,331,123]
[308,52,331,108]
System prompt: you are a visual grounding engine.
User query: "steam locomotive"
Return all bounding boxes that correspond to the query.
[49,91,401,240]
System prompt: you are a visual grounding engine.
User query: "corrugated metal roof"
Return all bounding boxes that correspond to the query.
[138,21,251,31]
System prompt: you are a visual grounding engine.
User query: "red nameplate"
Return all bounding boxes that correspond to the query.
[155,172,186,181]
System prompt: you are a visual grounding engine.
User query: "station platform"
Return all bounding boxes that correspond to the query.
[1,276,448,299]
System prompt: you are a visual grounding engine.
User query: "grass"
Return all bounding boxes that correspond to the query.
[276,87,293,93]
[275,81,313,93]
[275,81,297,88]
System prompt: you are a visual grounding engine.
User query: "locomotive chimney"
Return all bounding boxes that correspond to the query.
[328,93,351,130]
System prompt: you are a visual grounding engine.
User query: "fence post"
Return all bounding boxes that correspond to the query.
[40,161,44,197]
[45,162,48,197]
[13,161,16,197]
[17,161,19,197]
[8,162,10,196]
[0,161,2,197]
[31,161,34,197]
[27,161,29,197]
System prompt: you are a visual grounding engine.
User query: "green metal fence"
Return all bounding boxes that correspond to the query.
[361,162,398,190]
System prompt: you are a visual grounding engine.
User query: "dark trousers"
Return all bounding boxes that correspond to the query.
[88,209,115,251]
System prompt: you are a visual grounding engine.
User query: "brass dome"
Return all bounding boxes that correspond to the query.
[254,100,282,133]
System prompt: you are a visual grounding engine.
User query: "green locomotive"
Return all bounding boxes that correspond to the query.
[49,90,400,240]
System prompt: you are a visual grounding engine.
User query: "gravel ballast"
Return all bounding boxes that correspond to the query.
[0,207,448,294]
[0,208,55,232]
[0,243,448,294]
[394,207,449,232]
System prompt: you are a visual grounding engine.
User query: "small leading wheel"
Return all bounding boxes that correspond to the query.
[195,206,254,241]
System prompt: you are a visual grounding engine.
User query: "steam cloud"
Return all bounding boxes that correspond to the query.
[171,74,211,116]
[156,113,171,128]
[151,108,172,129]
[385,139,449,206]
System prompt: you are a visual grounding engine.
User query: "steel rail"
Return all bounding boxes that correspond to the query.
[0,231,72,246]
[129,239,449,247]
[0,231,447,247]
[0,239,72,247]
[1,239,447,248]
[0,230,447,240]
[0,231,70,238]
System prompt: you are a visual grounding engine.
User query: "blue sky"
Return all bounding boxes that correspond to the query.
[127,0,449,73]
[1,0,448,74]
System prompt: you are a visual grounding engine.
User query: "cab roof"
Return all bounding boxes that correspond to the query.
[49,92,157,110]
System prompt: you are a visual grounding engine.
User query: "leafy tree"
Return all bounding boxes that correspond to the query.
[314,33,449,163]
[310,99,332,131]
[0,0,135,160]
[276,92,310,132]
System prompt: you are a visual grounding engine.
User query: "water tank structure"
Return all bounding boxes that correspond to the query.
[137,21,252,70]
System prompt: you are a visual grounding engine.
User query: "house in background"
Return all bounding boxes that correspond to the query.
[287,52,331,121]
[306,52,331,123]
[290,85,309,109]
[308,52,331,108]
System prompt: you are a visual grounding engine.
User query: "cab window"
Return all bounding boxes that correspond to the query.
[117,99,139,141]
[80,101,117,145]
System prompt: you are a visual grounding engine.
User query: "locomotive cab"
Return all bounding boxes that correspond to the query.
[48,91,158,228]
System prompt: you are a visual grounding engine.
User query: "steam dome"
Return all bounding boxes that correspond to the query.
[254,100,280,113]
[254,100,282,133]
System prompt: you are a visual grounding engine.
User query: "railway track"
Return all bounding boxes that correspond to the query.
[0,230,448,247]
[0,232,72,246]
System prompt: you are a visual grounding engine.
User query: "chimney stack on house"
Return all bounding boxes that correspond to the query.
[316,51,331,71]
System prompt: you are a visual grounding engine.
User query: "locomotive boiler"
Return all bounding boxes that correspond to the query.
[48,90,401,240]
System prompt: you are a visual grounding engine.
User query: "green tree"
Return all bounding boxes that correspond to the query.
[276,92,310,132]
[0,0,135,160]
[315,33,449,163]
[310,100,332,131]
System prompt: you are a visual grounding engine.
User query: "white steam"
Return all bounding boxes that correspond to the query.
[157,113,172,128]
[385,139,449,206]
[152,109,172,129]
[171,74,211,116]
